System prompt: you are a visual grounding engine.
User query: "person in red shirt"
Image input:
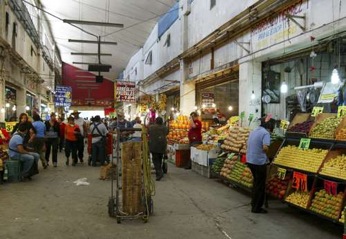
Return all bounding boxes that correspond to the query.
[186,112,202,169]
[64,115,80,166]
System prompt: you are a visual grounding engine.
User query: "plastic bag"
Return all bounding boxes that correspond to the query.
[73,177,90,186]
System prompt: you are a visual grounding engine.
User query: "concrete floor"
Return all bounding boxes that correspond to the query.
[0,151,343,239]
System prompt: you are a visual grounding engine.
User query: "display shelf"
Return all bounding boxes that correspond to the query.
[286,201,343,226]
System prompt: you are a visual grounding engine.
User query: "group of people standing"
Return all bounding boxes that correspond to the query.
[7,109,88,180]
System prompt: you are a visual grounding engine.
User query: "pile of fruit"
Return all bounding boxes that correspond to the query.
[274,145,328,173]
[228,162,248,183]
[167,115,189,141]
[287,120,314,134]
[238,167,253,188]
[196,144,215,151]
[211,157,226,175]
[309,189,343,220]
[220,155,238,178]
[340,210,345,223]
[220,127,250,154]
[336,128,346,141]
[266,176,289,199]
[310,117,342,139]
[285,191,311,208]
[319,154,346,180]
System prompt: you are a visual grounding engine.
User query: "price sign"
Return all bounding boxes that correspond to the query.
[280,120,290,130]
[324,180,337,195]
[277,168,287,180]
[298,138,311,150]
[292,171,308,192]
[311,106,324,117]
[337,106,346,118]
[5,122,16,133]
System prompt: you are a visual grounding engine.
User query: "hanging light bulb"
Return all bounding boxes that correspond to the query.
[171,107,175,111]
[251,90,256,100]
[212,103,216,108]
[228,106,233,111]
[12,105,16,111]
[202,104,206,108]
[5,103,10,108]
[25,106,30,111]
[194,106,198,110]
[1,108,5,113]
[280,81,288,93]
[331,69,340,84]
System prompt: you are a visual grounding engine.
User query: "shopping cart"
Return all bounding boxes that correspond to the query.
[108,127,154,223]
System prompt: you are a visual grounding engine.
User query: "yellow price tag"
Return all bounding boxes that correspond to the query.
[5,122,16,133]
[277,168,287,180]
[280,120,289,130]
[311,106,323,117]
[337,106,346,118]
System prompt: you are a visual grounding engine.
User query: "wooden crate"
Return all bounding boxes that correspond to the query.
[287,113,312,130]
[121,141,143,215]
[335,116,346,141]
[309,113,338,139]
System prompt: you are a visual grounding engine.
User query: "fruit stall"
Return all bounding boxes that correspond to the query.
[202,112,346,227]
[269,113,346,225]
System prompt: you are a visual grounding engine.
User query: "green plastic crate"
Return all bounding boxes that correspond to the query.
[6,160,22,182]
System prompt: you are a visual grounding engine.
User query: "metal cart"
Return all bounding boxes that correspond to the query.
[108,127,154,223]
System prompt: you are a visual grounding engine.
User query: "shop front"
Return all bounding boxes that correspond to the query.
[4,86,17,122]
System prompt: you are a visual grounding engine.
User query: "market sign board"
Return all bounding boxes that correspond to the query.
[115,81,136,103]
[54,86,72,107]
[251,0,309,51]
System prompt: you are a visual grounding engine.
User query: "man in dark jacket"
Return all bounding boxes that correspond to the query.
[148,117,168,181]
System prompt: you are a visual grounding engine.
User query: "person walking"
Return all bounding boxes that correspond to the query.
[71,110,87,163]
[185,112,203,169]
[148,117,168,181]
[246,117,272,214]
[8,124,40,180]
[45,113,60,167]
[57,115,66,152]
[64,115,80,166]
[32,113,47,169]
[89,115,108,166]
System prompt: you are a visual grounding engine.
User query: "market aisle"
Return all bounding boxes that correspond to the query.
[0,152,342,239]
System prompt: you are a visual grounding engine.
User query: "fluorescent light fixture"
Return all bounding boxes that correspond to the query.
[63,19,124,28]
[331,69,340,84]
[280,81,288,93]
[71,53,112,56]
[68,39,117,45]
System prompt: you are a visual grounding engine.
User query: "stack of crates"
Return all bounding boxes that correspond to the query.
[6,159,22,182]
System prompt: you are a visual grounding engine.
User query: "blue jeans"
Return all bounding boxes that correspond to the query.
[13,152,39,177]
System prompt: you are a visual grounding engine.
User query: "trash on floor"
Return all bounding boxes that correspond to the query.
[73,178,90,186]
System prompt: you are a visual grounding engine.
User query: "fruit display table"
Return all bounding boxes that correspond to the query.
[271,136,346,225]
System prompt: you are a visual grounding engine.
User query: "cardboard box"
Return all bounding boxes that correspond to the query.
[191,147,220,166]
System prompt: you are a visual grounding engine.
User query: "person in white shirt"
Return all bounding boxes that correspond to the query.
[131,117,142,141]
[89,115,109,166]
[71,110,87,163]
